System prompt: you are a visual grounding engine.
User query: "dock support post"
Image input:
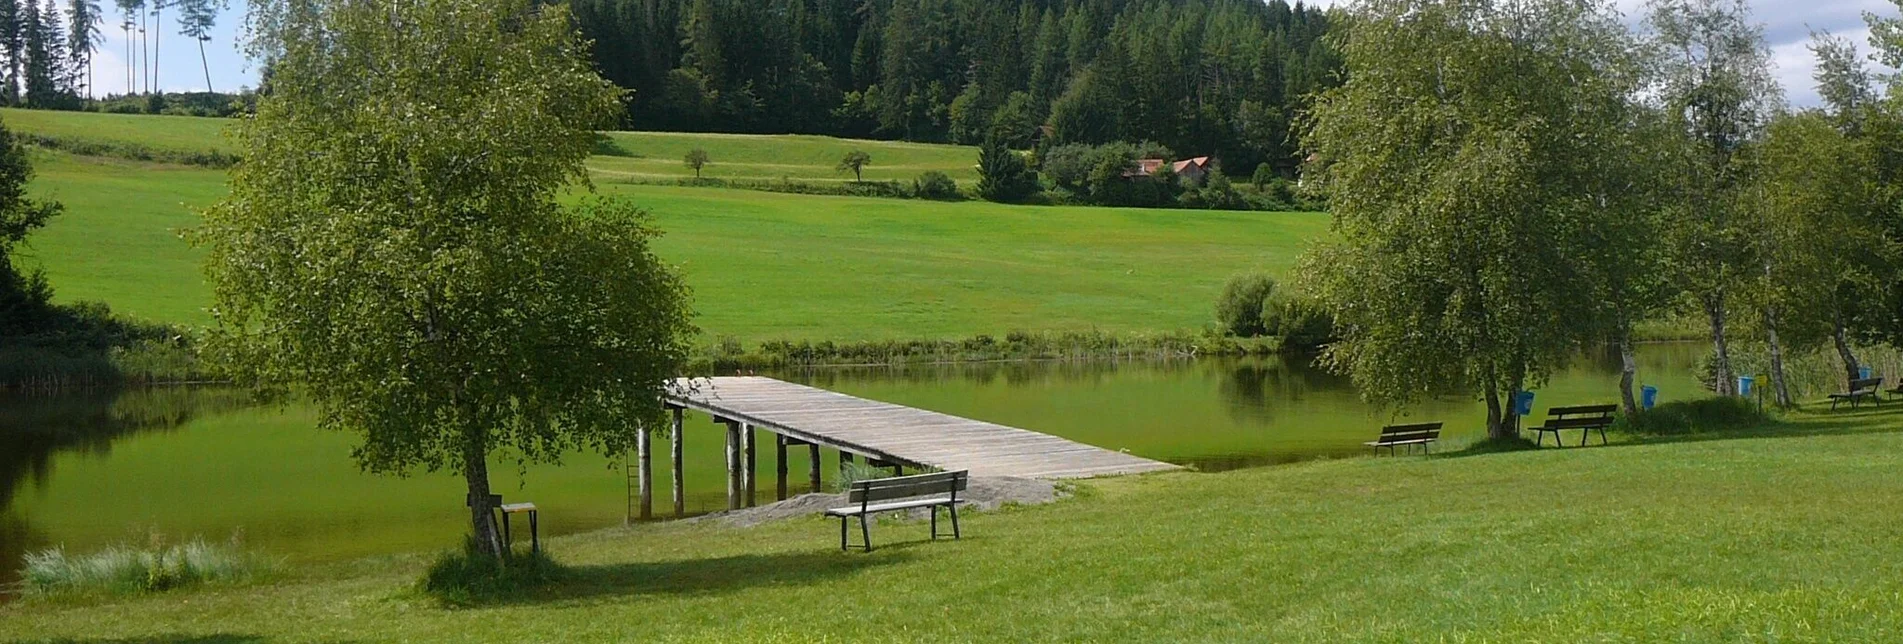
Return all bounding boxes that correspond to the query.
[775,435,789,501]
[724,420,740,511]
[670,407,684,518]
[808,444,822,493]
[744,424,757,507]
[637,420,652,520]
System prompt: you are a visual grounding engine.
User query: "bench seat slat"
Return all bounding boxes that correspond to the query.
[1364,438,1435,447]
[825,497,954,517]
[1537,417,1614,430]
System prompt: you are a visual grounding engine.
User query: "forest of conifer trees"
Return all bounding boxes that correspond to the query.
[569,0,1342,177]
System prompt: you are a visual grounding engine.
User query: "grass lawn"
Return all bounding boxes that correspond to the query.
[7,408,1903,642]
[593,131,980,184]
[12,129,1324,340]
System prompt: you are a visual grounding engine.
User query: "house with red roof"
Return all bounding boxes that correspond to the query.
[1125,156,1216,184]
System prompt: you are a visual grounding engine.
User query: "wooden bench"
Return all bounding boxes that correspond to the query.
[1526,404,1616,447]
[500,503,540,554]
[1831,377,1883,410]
[825,470,966,552]
[1364,422,1442,455]
[468,494,540,553]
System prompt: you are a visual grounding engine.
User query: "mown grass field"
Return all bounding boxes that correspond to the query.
[7,409,1903,642]
[0,108,982,183]
[6,110,1325,341]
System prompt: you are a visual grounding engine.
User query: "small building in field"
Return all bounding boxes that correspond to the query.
[1126,156,1216,184]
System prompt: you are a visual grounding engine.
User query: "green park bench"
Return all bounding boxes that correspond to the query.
[1526,405,1616,447]
[1364,422,1442,455]
[826,470,967,552]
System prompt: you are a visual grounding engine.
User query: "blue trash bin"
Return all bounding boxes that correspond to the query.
[1738,376,1754,398]
[1641,385,1658,410]
[1514,391,1535,417]
[1860,366,1874,380]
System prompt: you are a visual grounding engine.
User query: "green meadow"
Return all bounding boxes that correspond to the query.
[8,409,1903,641]
[6,109,1324,341]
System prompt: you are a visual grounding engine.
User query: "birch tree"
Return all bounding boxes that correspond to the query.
[1303,0,1644,439]
[201,0,695,557]
[1644,0,1778,396]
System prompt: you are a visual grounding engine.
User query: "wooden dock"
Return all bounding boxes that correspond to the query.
[628,376,1179,519]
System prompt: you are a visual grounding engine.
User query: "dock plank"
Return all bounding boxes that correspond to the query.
[666,377,1179,479]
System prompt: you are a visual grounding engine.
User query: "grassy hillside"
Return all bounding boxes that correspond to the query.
[0,108,234,156]
[7,410,1902,641]
[7,110,1323,341]
[593,131,980,183]
[0,108,981,184]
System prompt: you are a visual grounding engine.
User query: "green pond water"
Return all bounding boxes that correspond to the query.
[0,345,1704,589]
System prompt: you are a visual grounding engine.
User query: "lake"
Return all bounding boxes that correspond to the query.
[0,345,1704,589]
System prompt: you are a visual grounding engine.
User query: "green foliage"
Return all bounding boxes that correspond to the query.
[0,114,63,332]
[1215,273,1277,338]
[1261,291,1337,351]
[976,139,1038,203]
[21,537,267,596]
[1613,397,1769,436]
[836,149,871,182]
[1304,0,1648,437]
[0,300,198,389]
[1251,163,1277,191]
[987,91,1039,149]
[568,0,1338,176]
[1646,0,1780,396]
[912,170,959,200]
[420,536,564,606]
[200,0,695,554]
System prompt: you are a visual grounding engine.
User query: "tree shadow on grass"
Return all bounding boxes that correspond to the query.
[470,549,912,608]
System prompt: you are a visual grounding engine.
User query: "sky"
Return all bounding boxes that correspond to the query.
[76,0,1901,107]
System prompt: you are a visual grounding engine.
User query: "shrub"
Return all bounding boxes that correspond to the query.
[1262,291,1337,351]
[1613,397,1770,436]
[914,170,960,200]
[1251,163,1277,191]
[1039,142,1098,192]
[976,140,1039,203]
[1215,273,1277,337]
[421,536,565,606]
[22,537,267,596]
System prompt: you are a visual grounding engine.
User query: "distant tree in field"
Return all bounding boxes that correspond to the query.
[683,148,709,178]
[1303,0,1646,439]
[199,0,695,558]
[837,149,871,182]
[66,0,100,97]
[976,138,1038,203]
[0,115,62,331]
[1645,0,1779,396]
[176,0,224,93]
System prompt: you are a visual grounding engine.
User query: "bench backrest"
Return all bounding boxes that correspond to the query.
[1374,422,1441,444]
[1546,404,1617,418]
[1851,377,1883,392]
[849,470,968,504]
